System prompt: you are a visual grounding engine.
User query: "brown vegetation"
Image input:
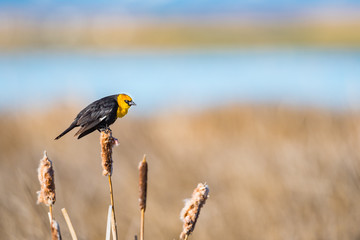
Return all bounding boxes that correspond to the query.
[1,18,360,49]
[1,104,360,239]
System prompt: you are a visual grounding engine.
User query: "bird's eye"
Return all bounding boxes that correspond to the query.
[124,100,130,105]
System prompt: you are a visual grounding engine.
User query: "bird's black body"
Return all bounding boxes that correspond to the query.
[55,95,119,139]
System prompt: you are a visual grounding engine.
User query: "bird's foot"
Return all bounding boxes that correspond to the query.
[99,127,112,134]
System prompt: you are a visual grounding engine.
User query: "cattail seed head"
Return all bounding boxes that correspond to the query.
[100,129,118,176]
[180,183,209,240]
[139,155,148,211]
[51,220,62,240]
[37,151,56,206]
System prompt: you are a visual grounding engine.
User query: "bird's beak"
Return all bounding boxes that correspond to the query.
[129,100,136,106]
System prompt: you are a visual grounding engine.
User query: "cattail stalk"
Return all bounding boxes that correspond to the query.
[61,208,78,240]
[106,205,112,240]
[100,129,118,240]
[108,175,117,240]
[37,151,56,233]
[51,220,62,240]
[49,205,53,222]
[179,183,209,240]
[138,155,148,240]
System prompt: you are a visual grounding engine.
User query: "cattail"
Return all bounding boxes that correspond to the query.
[37,151,56,206]
[51,220,62,240]
[139,155,148,240]
[139,155,148,211]
[100,129,118,176]
[180,183,209,240]
[101,128,119,239]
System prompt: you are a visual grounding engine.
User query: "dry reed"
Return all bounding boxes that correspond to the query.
[106,205,112,240]
[51,220,62,240]
[61,208,78,240]
[138,155,148,240]
[180,183,209,240]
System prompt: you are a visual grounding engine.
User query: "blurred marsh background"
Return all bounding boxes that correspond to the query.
[1,1,360,239]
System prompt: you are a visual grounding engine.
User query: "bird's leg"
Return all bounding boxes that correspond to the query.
[104,126,112,134]
[105,127,118,145]
[99,126,111,134]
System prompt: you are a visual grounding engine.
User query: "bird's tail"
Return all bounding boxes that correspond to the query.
[54,122,77,140]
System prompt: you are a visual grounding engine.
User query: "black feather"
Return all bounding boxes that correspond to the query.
[54,121,78,140]
[77,126,99,139]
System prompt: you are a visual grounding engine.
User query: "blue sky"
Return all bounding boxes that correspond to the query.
[1,0,359,14]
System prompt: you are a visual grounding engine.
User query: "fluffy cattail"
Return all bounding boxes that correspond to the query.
[100,129,119,176]
[37,151,56,206]
[139,155,148,211]
[180,183,209,240]
[51,220,62,240]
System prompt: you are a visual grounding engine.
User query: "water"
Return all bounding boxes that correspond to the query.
[1,48,360,114]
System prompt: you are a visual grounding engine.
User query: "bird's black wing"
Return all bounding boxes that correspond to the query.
[74,97,118,137]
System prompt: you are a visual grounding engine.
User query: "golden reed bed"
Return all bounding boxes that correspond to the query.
[1,104,360,239]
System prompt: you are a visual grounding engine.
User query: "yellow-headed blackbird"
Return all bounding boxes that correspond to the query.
[55,94,135,140]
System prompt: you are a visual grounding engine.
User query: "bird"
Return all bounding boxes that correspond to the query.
[55,94,136,140]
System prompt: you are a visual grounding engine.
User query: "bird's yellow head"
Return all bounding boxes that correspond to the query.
[117,94,136,118]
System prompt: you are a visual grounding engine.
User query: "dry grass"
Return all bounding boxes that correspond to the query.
[1,104,360,239]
